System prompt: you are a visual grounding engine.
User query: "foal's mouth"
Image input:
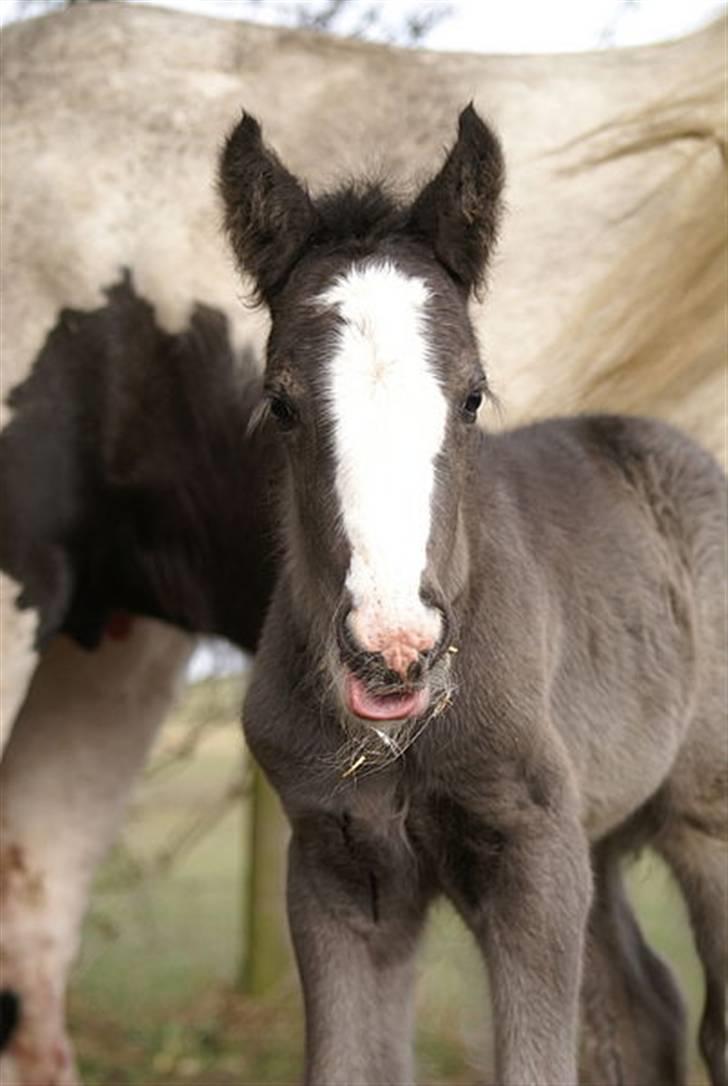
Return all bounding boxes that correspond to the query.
[344,672,431,723]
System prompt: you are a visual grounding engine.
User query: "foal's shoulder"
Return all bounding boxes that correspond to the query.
[570,413,717,469]
[472,417,725,621]
[493,412,723,487]
[488,414,726,557]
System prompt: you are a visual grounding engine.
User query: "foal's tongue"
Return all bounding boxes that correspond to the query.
[345,674,429,721]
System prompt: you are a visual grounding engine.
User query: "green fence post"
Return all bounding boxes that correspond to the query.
[239,760,291,995]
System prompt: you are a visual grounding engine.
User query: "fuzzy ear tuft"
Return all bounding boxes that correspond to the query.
[408,105,505,294]
[218,113,319,306]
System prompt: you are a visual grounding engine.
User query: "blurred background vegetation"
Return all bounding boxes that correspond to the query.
[69,675,708,1086]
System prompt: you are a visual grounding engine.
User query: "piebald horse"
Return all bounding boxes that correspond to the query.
[0,4,725,1084]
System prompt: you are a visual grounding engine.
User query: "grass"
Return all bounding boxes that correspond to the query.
[69,677,707,1085]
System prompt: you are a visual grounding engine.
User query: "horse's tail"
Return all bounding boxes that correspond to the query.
[535,65,726,464]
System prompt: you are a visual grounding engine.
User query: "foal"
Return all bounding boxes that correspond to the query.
[219,108,727,1085]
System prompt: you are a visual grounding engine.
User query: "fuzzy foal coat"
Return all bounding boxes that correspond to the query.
[221,110,727,1085]
[247,415,726,1085]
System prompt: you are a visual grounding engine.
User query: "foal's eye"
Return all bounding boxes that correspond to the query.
[268,394,298,432]
[461,390,483,423]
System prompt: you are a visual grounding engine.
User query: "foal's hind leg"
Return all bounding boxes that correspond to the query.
[656,822,727,1086]
[654,695,728,1086]
[580,842,687,1085]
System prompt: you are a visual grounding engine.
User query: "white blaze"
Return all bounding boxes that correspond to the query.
[322,261,446,652]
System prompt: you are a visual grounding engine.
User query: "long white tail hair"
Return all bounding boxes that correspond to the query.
[536,67,726,462]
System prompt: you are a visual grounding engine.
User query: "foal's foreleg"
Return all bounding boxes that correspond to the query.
[287,817,429,1086]
[456,795,591,1086]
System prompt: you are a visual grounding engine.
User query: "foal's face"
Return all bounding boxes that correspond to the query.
[266,248,486,720]
[219,105,504,726]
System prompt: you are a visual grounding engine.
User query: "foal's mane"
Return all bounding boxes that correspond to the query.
[312,180,408,247]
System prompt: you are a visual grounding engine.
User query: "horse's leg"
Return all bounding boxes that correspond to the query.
[287,817,430,1086]
[580,842,687,1085]
[0,573,39,753]
[0,620,191,1086]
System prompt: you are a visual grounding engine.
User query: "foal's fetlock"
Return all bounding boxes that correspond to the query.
[699,997,727,1086]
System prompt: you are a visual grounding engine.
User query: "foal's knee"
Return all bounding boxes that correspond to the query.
[289,809,422,945]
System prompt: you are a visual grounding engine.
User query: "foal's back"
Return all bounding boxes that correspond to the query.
[483,413,726,842]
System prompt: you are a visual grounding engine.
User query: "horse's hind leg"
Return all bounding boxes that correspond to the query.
[656,822,727,1086]
[580,841,687,1085]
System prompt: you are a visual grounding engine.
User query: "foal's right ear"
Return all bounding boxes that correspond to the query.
[218,113,318,306]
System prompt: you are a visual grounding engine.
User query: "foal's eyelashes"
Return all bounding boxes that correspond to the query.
[462,389,484,423]
[269,393,298,431]
[461,376,489,423]
[261,388,299,432]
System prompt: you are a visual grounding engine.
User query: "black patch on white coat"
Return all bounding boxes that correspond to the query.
[0,271,279,652]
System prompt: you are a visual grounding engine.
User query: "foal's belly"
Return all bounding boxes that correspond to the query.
[546,570,699,841]
[552,674,694,843]
[578,740,680,842]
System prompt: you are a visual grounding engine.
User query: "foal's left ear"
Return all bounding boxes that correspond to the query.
[408,105,505,295]
[218,112,319,305]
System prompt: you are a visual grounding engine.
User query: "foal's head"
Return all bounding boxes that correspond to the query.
[220,106,504,733]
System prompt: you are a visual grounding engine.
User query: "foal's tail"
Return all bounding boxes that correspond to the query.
[534,62,726,466]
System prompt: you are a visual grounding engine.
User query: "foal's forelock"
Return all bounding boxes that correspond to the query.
[321,261,446,656]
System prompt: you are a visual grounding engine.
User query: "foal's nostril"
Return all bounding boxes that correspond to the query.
[407,656,425,683]
[337,600,454,684]
[424,602,453,667]
[336,608,361,665]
